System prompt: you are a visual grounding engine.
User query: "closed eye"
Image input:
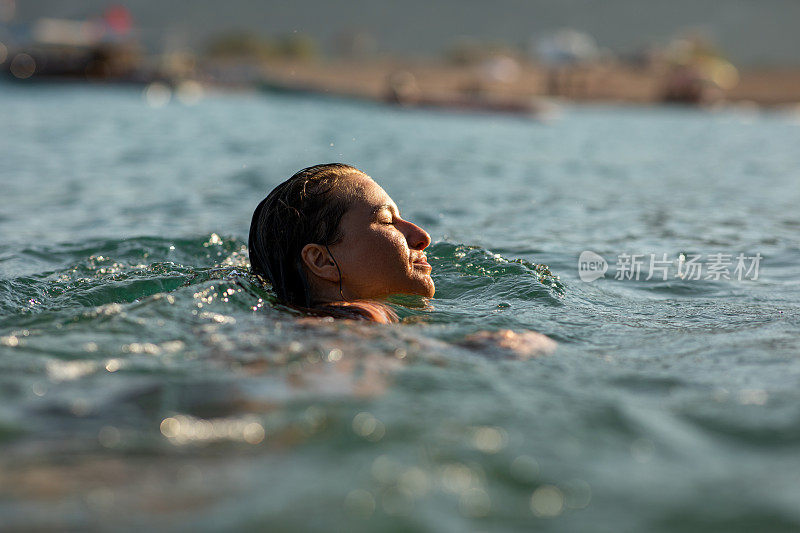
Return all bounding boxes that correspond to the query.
[374,204,399,225]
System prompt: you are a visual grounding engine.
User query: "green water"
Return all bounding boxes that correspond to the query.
[2,83,800,531]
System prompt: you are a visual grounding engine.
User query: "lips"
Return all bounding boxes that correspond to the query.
[412,254,432,271]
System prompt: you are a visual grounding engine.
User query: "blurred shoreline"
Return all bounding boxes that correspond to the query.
[7,53,800,114]
[4,12,799,113]
[252,58,800,109]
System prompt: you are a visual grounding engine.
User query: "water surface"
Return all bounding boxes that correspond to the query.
[2,83,800,531]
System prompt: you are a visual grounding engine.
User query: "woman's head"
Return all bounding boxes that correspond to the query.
[249,164,434,308]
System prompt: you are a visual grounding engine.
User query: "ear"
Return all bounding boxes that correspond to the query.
[300,244,340,283]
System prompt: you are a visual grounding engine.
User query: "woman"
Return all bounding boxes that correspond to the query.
[249,163,433,322]
[248,163,556,357]
[249,163,557,357]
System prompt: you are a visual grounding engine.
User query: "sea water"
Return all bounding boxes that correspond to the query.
[1,82,800,532]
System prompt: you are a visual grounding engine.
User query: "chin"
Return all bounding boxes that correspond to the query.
[415,277,435,298]
[386,273,434,299]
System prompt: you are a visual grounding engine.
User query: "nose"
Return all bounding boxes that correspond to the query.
[402,219,431,251]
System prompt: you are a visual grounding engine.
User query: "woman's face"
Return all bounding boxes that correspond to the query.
[328,174,434,300]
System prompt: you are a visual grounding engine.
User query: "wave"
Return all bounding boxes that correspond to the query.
[0,235,564,330]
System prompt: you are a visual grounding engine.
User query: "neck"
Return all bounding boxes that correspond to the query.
[309,281,348,305]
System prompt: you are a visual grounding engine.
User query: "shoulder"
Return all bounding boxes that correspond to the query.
[315,300,399,323]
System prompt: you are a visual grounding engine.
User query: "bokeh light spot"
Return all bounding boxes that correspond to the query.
[344,489,375,518]
[10,53,35,79]
[531,485,565,517]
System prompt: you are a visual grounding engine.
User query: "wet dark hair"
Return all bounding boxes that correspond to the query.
[248,163,365,307]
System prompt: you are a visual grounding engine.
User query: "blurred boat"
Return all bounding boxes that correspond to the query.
[3,9,154,84]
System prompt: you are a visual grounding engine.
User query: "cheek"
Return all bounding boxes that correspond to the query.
[386,234,412,269]
[375,235,413,283]
[347,231,407,271]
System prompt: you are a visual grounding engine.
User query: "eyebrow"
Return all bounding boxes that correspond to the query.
[372,204,397,215]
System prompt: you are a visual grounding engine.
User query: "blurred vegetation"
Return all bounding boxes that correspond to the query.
[205,31,317,61]
[444,38,521,65]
